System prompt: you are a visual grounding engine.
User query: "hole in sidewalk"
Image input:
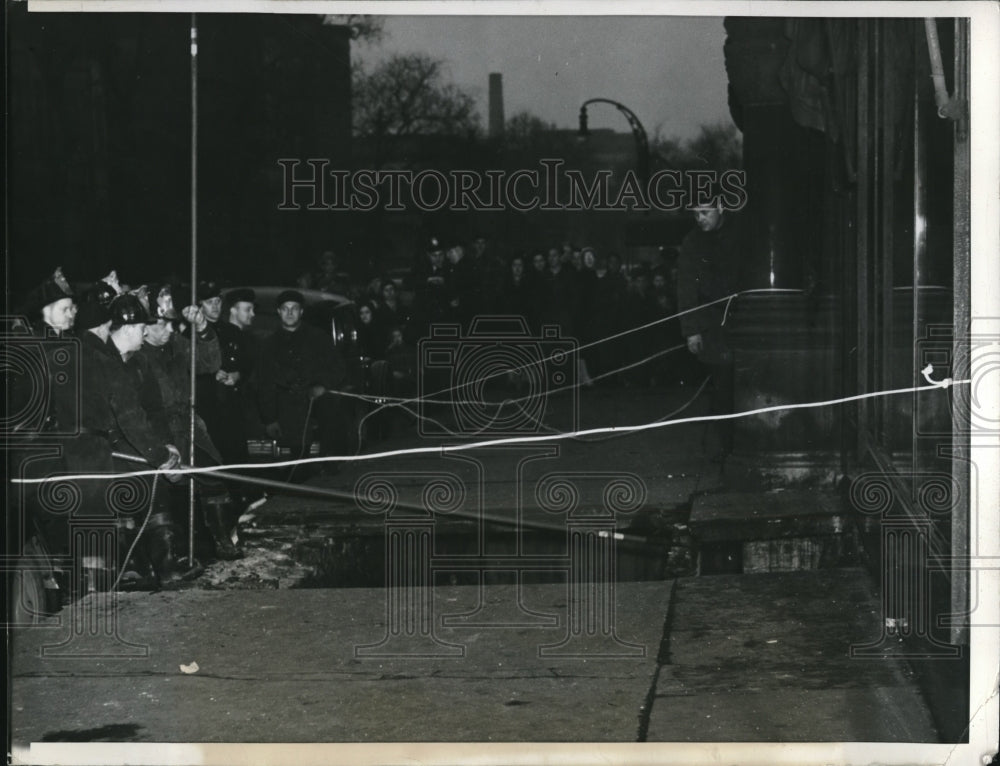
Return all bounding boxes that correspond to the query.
[290,515,697,589]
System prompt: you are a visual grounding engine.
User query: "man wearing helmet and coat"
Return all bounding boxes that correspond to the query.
[71,292,185,584]
[132,284,242,560]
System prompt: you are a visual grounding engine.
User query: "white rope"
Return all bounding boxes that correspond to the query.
[13,366,969,485]
[334,287,798,412]
[110,472,159,591]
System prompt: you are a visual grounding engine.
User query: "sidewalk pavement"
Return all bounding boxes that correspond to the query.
[10,569,937,749]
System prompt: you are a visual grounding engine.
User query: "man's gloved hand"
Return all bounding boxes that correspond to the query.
[159,444,184,483]
[181,305,208,333]
[265,422,283,439]
[216,370,241,386]
[309,385,327,400]
[686,333,704,355]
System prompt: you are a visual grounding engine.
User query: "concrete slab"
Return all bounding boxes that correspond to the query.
[11,580,673,744]
[644,569,940,742]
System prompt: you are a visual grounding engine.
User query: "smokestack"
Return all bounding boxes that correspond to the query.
[488,73,505,140]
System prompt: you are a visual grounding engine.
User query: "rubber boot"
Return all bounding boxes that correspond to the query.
[204,500,242,561]
[146,513,183,586]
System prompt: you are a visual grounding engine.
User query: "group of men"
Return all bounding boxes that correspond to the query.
[9,271,350,594]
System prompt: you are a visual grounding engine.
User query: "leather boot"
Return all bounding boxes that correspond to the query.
[204,500,242,561]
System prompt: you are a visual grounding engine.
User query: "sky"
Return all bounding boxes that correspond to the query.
[353,16,734,142]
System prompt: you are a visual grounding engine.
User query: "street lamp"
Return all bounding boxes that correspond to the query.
[578,98,651,184]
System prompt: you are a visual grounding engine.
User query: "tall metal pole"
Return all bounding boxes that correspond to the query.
[188,13,199,565]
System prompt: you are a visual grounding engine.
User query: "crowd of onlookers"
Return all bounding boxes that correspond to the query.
[295,235,703,390]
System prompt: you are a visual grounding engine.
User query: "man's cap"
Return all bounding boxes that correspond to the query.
[226,288,256,306]
[196,280,222,302]
[109,294,151,328]
[275,289,305,308]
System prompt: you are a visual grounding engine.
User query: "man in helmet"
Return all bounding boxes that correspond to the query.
[7,269,80,602]
[134,287,241,560]
[8,269,79,436]
[78,293,185,584]
[74,273,121,345]
[24,266,78,338]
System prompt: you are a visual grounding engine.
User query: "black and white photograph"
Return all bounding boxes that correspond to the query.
[4,2,999,764]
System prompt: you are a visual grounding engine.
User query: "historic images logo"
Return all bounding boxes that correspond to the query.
[277,159,747,213]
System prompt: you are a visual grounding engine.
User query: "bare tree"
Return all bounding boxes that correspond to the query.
[686,122,743,171]
[651,122,743,171]
[504,110,557,148]
[352,53,480,161]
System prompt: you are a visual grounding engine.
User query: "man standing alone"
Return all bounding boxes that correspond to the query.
[677,195,746,460]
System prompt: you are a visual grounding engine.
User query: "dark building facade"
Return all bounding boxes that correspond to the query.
[724,17,971,740]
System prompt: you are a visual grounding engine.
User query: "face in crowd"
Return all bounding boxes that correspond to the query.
[532,253,546,273]
[230,301,255,329]
[693,202,725,233]
[43,298,77,332]
[144,318,174,347]
[319,251,337,276]
[200,296,222,323]
[277,300,303,331]
[510,257,525,280]
[381,282,397,305]
[116,323,146,354]
[155,287,176,320]
[359,304,374,326]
